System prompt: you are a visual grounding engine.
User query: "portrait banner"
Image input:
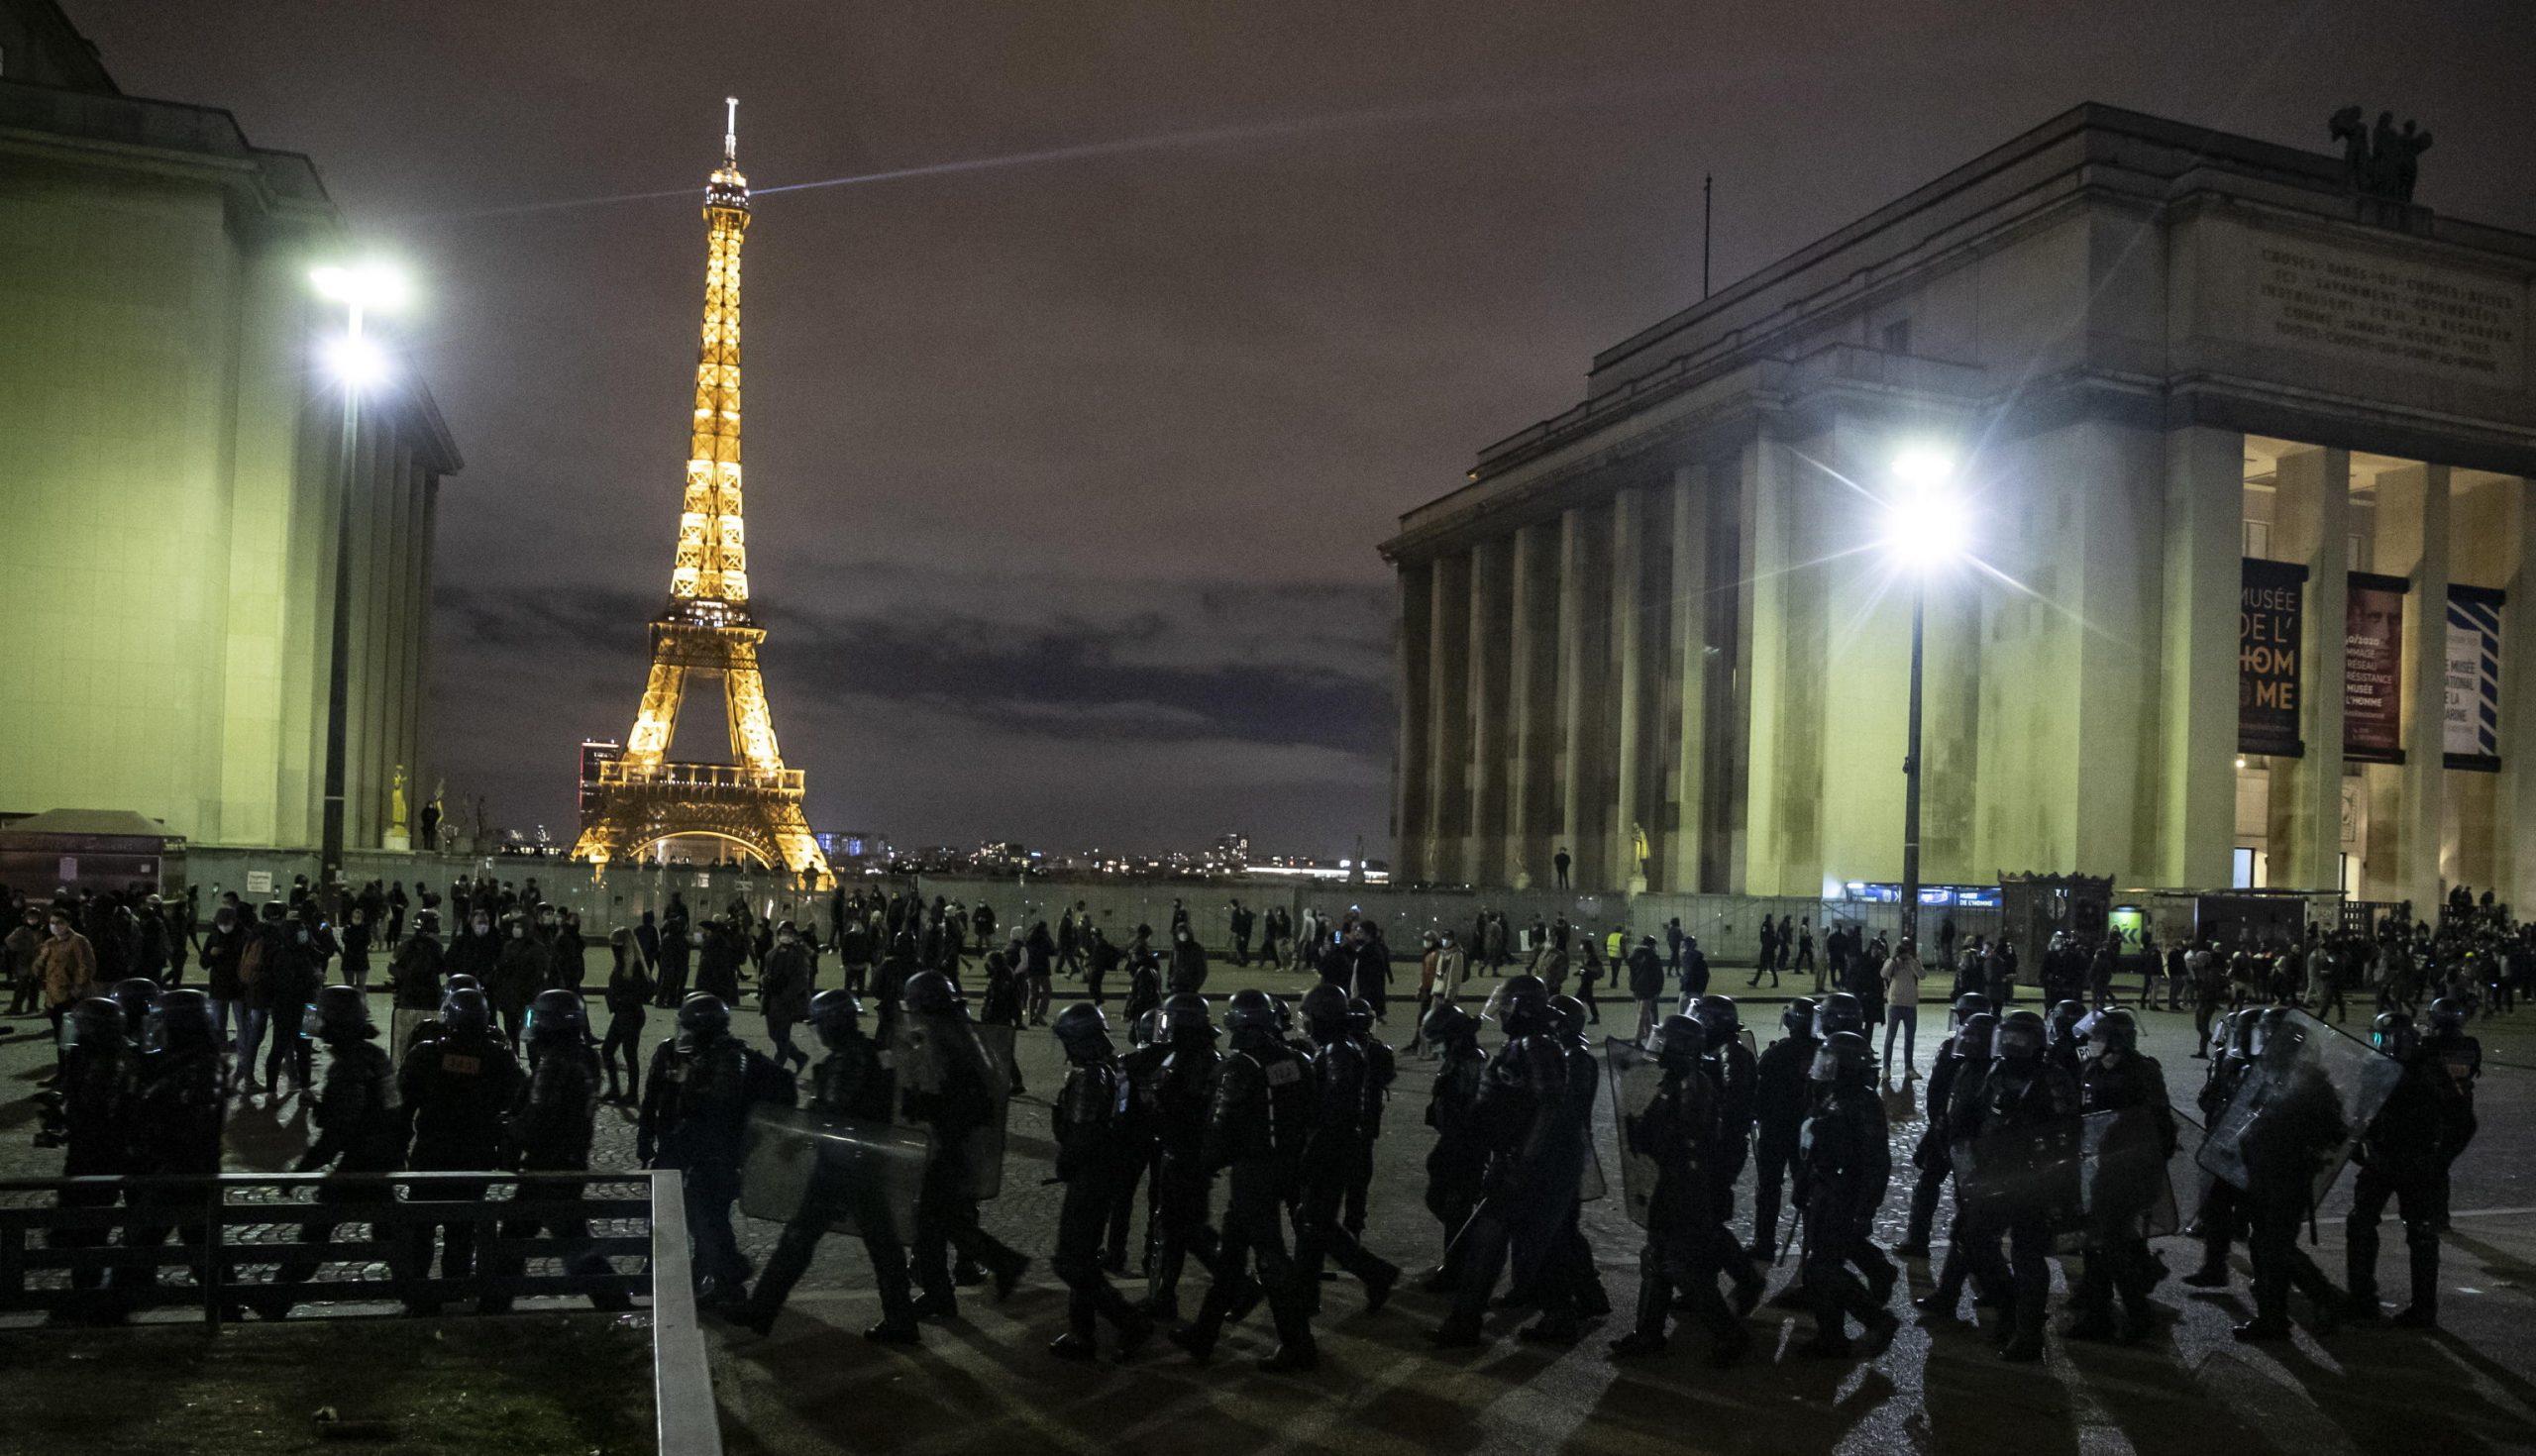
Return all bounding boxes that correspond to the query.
[2445,585,2504,771]
[2343,572,2405,763]
[2241,559,2306,757]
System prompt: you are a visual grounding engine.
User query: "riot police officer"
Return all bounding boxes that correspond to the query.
[2232,1011,2349,1342]
[494,989,628,1313]
[637,992,795,1307]
[1105,1001,1169,1276]
[1796,1031,1899,1357]
[1953,1008,2076,1361]
[2046,999,2087,1080]
[53,996,139,1312]
[1912,1013,2001,1317]
[1608,1013,1748,1366]
[2423,996,2482,1162]
[1170,987,1317,1371]
[1049,1003,1156,1360]
[1341,997,1396,1239]
[1430,976,1588,1349]
[1692,994,1765,1307]
[116,988,228,1303]
[735,988,917,1342]
[1292,984,1403,1314]
[1814,991,1867,1041]
[397,986,523,1308]
[2181,1008,2259,1288]
[1145,992,1226,1322]
[2346,1011,2461,1327]
[896,971,1029,1317]
[273,985,403,1313]
[1898,996,1987,1257]
[2064,1008,2174,1342]
[1749,996,1818,1261]
[1419,1001,1488,1290]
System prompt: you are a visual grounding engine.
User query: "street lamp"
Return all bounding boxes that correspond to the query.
[310,257,409,894]
[1878,446,1966,950]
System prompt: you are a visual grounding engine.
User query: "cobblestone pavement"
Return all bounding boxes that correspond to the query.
[4,964,2534,1454]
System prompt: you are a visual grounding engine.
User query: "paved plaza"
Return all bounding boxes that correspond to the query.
[1,963,2531,1455]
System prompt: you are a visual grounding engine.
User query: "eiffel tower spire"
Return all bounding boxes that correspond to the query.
[574,99,829,884]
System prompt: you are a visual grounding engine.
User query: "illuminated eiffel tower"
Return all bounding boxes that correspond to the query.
[573,99,829,883]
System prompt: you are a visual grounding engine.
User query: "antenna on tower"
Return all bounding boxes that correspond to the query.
[723,96,738,163]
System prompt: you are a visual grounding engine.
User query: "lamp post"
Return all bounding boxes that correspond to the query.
[310,260,408,894]
[1879,447,1965,950]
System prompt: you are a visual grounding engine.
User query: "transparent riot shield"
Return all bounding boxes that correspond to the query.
[739,1104,930,1246]
[893,1014,1015,1200]
[2195,1009,2399,1207]
[1603,1036,1662,1227]
[2076,1105,2178,1239]
[1950,1117,2084,1233]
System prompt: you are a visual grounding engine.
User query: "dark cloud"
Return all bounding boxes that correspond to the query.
[71,0,2536,853]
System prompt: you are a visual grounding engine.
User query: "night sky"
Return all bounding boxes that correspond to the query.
[69,1,2536,857]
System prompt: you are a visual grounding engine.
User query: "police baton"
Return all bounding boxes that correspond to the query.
[1776,1204,1804,1267]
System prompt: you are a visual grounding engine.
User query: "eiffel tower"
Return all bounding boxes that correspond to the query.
[573,99,830,884]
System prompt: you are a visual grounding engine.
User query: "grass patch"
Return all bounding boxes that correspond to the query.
[0,1313,654,1455]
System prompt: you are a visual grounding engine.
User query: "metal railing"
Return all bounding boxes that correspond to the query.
[0,1168,722,1456]
[597,761,803,795]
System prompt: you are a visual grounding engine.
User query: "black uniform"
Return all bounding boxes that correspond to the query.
[2068,1051,2176,1335]
[1179,1034,1315,1360]
[1052,1052,1151,1347]
[2238,1056,2349,1333]
[398,1026,524,1294]
[275,1035,404,1299]
[1750,1030,1817,1256]
[2186,1040,2254,1282]
[118,1034,229,1295]
[1106,1039,1168,1272]
[1438,1031,1585,1338]
[1292,1029,1402,1304]
[897,1012,1027,1311]
[1145,1042,1225,1318]
[638,1033,794,1300]
[1900,1037,1965,1252]
[53,1033,141,1296]
[2347,1045,2468,1321]
[1343,1029,1397,1236]
[742,1028,911,1331]
[1798,1079,1894,1352]
[1952,1054,2078,1357]
[1422,1039,1489,1272]
[1618,1062,1743,1351]
[1700,1036,1766,1300]
[499,1035,628,1310]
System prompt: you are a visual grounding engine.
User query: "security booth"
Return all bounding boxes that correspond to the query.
[0,808,180,896]
[1998,872,2111,959]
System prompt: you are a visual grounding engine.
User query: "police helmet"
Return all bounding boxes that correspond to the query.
[901,971,959,1015]
[1345,997,1377,1037]
[526,988,587,1045]
[676,992,731,1049]
[1299,982,1350,1031]
[1548,994,1588,1040]
[1953,1011,1998,1060]
[1495,975,1552,1036]
[1995,1009,2047,1060]
[1692,993,1740,1040]
[1656,1013,1705,1067]
[1815,992,1865,1038]
[1224,988,1280,1040]
[809,988,863,1049]
[439,987,492,1036]
[111,977,159,1032]
[144,988,215,1053]
[304,984,373,1041]
[1782,995,1819,1039]
[2088,1007,2139,1058]
[2049,1000,2086,1042]
[447,973,481,993]
[1421,1000,1477,1047]
[2371,1010,2418,1060]
[1053,1002,1112,1060]
[66,996,125,1051]
[1810,1029,1875,1086]
[2426,997,2469,1036]
[1163,992,1215,1044]
[1953,991,1991,1021]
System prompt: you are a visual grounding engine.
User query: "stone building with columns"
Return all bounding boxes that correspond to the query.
[1380,104,2536,908]
[0,1,459,853]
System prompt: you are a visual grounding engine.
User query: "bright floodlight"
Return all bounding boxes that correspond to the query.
[309,259,410,314]
[323,331,391,389]
[1881,448,1967,570]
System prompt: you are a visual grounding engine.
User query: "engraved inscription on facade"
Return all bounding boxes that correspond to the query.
[2253,243,2525,389]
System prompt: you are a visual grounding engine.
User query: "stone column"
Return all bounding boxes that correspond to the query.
[1427,553,1471,884]
[1467,536,1510,886]
[2495,479,2536,912]
[2369,465,2451,909]
[2160,427,2243,888]
[1668,465,1708,890]
[1506,524,1551,887]
[1394,561,1433,884]
[2265,447,2350,892]
[1612,487,1649,892]
[1557,508,1589,885]
[1739,430,1802,894]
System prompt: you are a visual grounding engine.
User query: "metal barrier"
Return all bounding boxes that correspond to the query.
[0,1168,723,1456]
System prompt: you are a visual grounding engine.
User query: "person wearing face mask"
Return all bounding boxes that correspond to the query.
[760,921,814,1075]
[1167,923,1209,997]
[37,905,102,1082]
[259,911,323,1096]
[656,893,693,1007]
[341,907,373,991]
[196,898,246,1038]
[449,908,500,1008]
[7,903,50,1017]
[388,910,448,1067]
[2061,1009,2175,1343]
[492,913,548,1047]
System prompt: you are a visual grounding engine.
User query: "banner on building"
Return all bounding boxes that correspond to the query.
[2444,584,2504,771]
[2344,572,2406,764]
[2241,558,2306,757]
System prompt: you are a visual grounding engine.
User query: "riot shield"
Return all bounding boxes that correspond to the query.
[893,1015,1016,1200]
[1949,1118,2083,1233]
[2076,1105,2178,1239]
[739,1104,930,1246]
[1603,1036,1661,1227]
[2195,1009,2400,1206]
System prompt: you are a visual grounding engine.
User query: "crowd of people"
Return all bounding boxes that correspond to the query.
[0,874,2497,1376]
